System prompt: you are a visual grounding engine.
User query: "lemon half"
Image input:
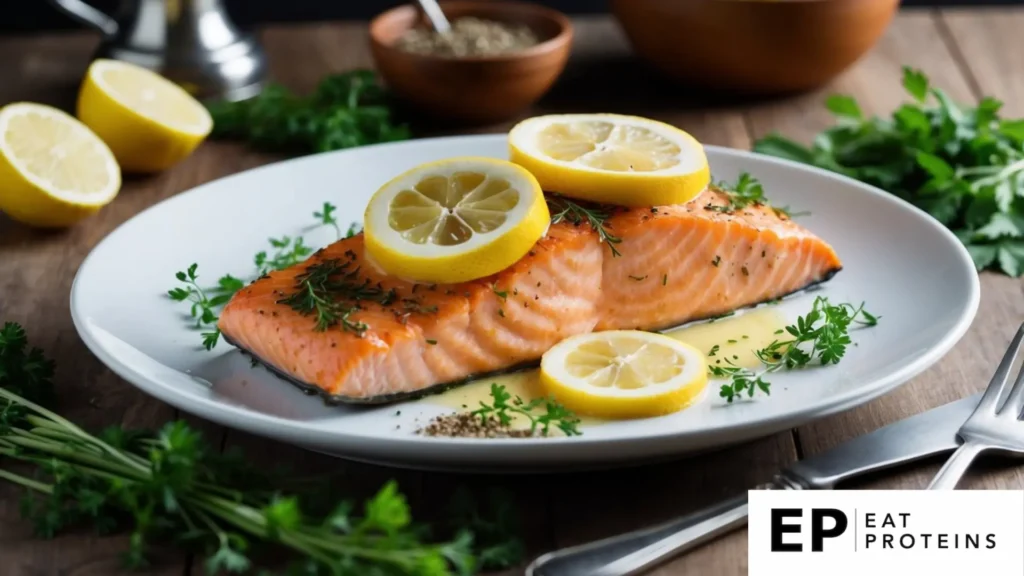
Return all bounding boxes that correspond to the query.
[77,59,212,173]
[363,157,550,283]
[509,113,710,207]
[539,330,708,418]
[0,103,121,228]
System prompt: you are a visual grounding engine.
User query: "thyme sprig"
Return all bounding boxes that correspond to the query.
[276,259,397,334]
[715,297,879,402]
[471,384,582,437]
[547,196,623,257]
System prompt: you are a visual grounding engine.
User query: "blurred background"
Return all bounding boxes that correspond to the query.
[6,0,1022,33]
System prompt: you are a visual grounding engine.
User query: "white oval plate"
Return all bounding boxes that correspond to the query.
[71,135,979,472]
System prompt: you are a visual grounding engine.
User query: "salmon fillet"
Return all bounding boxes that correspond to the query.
[217,188,841,403]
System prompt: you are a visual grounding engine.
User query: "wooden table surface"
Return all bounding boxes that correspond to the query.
[2,8,1024,575]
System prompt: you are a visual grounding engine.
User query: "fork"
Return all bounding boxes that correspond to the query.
[927,322,1024,490]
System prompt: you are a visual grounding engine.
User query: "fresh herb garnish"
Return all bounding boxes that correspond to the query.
[715,297,878,402]
[313,201,341,238]
[254,236,314,275]
[492,286,508,300]
[471,383,582,437]
[206,70,410,155]
[167,265,245,350]
[169,204,355,348]
[547,196,623,257]
[754,66,1024,277]
[0,323,477,574]
[712,172,807,219]
[278,259,397,334]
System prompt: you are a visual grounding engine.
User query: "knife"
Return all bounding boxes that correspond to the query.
[525,393,980,576]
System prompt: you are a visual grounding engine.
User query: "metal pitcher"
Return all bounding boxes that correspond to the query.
[47,0,267,101]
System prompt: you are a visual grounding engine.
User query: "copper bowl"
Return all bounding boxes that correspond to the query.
[369,1,573,124]
[611,0,900,94]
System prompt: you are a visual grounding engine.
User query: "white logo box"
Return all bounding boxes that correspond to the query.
[749,490,1024,575]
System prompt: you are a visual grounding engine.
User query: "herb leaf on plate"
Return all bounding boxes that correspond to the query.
[169,203,353,349]
[753,66,1024,277]
[714,297,878,403]
[471,383,582,437]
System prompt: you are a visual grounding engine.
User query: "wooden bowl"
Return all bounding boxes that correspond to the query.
[369,1,573,124]
[611,0,900,94]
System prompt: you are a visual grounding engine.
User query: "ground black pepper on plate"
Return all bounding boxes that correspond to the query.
[416,412,534,438]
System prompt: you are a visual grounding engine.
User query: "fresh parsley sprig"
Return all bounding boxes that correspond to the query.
[472,383,582,437]
[754,66,1024,277]
[169,203,353,349]
[206,70,410,155]
[547,195,623,257]
[167,265,245,350]
[714,297,878,402]
[713,173,804,218]
[0,323,481,575]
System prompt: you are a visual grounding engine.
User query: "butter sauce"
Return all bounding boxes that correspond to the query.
[420,308,787,424]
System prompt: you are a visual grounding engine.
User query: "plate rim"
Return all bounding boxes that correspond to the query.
[69,135,982,453]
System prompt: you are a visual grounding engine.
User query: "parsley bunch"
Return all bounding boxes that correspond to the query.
[714,297,878,402]
[0,322,485,575]
[207,70,410,154]
[755,66,1024,277]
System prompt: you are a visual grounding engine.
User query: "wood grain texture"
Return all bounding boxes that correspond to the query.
[0,10,1021,576]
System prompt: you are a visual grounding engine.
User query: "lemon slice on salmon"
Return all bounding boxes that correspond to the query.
[539,330,708,418]
[0,103,121,228]
[363,157,550,283]
[508,113,710,207]
[77,59,212,173]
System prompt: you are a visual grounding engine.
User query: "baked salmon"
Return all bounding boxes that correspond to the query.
[217,188,841,403]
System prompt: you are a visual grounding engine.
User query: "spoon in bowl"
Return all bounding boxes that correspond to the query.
[416,0,452,33]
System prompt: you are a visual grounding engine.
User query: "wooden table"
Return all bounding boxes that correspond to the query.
[2,8,1023,575]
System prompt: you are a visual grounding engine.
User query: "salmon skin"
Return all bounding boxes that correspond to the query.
[217,188,842,404]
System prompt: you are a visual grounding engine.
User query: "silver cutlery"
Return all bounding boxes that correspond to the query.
[526,392,981,576]
[928,322,1024,490]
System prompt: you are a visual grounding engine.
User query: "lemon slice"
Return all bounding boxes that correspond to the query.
[77,59,212,173]
[0,103,121,228]
[539,330,708,418]
[363,157,550,283]
[508,113,711,207]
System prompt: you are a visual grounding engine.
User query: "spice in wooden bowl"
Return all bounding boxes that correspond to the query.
[394,16,540,58]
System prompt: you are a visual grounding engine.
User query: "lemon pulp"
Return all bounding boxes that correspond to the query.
[0,103,120,228]
[537,120,683,172]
